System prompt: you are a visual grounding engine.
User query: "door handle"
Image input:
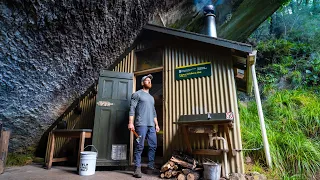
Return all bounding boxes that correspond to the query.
[97,101,114,107]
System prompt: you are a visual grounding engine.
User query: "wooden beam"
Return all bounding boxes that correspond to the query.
[52,157,68,162]
[133,67,163,76]
[192,149,222,156]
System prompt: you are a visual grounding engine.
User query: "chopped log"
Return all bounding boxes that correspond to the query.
[194,167,203,171]
[177,173,186,180]
[186,172,200,180]
[164,170,172,178]
[160,161,172,172]
[173,164,179,170]
[182,168,192,175]
[169,161,175,166]
[172,170,178,176]
[173,151,199,165]
[170,156,196,170]
[160,173,165,179]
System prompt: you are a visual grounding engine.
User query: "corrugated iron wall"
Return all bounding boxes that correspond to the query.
[45,90,97,163]
[163,46,243,175]
[44,51,135,164]
[113,50,135,73]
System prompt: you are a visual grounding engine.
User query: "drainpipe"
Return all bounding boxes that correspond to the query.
[249,50,272,168]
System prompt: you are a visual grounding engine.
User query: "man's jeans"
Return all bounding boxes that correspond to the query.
[134,126,157,168]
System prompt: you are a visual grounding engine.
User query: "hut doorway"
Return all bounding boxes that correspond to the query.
[135,71,163,166]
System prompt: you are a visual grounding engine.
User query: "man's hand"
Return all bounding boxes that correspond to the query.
[128,123,135,131]
[155,125,160,132]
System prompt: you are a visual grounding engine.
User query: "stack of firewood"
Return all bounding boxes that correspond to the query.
[160,153,203,180]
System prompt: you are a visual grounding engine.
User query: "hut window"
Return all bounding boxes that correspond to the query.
[136,48,162,71]
[236,69,245,79]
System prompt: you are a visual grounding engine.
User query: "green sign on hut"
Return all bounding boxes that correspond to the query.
[175,62,212,80]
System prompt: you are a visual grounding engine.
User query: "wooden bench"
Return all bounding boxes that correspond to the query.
[46,129,92,169]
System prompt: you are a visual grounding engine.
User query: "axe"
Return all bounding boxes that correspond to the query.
[131,130,141,143]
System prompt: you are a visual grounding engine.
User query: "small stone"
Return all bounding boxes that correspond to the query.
[245,156,252,164]
[251,173,267,180]
[229,173,246,180]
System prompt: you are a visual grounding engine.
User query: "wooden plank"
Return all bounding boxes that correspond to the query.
[246,51,256,94]
[130,72,137,166]
[77,132,86,169]
[52,157,68,162]
[182,126,192,154]
[0,130,11,174]
[53,131,92,138]
[192,149,222,156]
[133,67,163,76]
[53,129,92,133]
[174,120,232,125]
[100,70,134,79]
[224,125,235,156]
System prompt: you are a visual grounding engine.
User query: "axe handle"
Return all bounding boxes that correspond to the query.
[131,130,139,138]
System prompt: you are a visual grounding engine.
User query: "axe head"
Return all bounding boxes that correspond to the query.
[135,135,142,143]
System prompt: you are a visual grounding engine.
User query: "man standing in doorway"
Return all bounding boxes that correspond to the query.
[128,74,160,178]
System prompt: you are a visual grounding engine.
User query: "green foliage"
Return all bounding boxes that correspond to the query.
[245,1,320,178]
[256,39,311,65]
[6,146,36,166]
[305,58,320,86]
[255,38,320,88]
[288,71,302,87]
[240,90,320,179]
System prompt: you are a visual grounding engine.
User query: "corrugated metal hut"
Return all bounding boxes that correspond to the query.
[45,5,260,178]
[96,20,256,176]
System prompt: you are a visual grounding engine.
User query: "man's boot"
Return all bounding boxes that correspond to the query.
[134,166,142,178]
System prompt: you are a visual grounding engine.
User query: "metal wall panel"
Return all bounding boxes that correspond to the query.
[113,50,135,73]
[163,46,244,175]
[45,90,97,163]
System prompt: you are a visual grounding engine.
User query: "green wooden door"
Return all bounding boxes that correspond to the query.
[92,70,133,166]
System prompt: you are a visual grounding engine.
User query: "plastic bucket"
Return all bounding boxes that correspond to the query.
[79,145,98,176]
[203,162,221,180]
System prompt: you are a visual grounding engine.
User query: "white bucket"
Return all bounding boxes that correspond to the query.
[79,145,98,176]
[203,162,221,180]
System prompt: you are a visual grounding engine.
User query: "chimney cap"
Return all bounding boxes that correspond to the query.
[203,4,215,15]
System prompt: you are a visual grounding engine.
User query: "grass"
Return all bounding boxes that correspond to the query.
[5,146,42,167]
[240,89,320,179]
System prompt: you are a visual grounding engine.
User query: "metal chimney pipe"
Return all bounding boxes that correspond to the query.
[203,5,217,38]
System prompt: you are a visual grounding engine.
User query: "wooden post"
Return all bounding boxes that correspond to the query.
[0,129,11,174]
[47,132,55,169]
[77,132,86,169]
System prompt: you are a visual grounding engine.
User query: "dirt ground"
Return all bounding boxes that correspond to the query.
[0,164,161,180]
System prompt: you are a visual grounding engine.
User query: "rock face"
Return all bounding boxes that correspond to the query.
[0,0,284,152]
[0,0,175,151]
